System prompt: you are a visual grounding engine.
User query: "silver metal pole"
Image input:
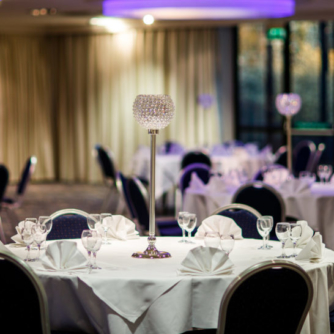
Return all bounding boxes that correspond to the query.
[286,115,292,173]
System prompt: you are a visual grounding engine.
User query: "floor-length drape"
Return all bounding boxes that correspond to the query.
[53,29,220,182]
[0,36,55,182]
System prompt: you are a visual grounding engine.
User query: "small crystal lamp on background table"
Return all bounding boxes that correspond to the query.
[132,94,175,259]
[275,93,301,173]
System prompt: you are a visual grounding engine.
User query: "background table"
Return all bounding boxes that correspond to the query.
[183,183,334,251]
[7,237,334,334]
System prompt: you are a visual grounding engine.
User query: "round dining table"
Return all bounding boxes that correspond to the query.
[6,237,334,334]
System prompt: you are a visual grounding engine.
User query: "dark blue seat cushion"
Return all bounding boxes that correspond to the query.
[47,215,89,240]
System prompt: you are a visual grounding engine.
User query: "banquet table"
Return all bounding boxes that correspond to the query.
[130,148,270,199]
[6,237,334,334]
[183,182,334,251]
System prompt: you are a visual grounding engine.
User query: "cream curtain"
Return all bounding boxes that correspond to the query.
[54,28,220,182]
[0,28,220,183]
[0,36,55,182]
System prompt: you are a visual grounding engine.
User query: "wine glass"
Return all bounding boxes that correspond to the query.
[220,234,235,256]
[20,223,35,262]
[275,223,291,258]
[318,165,332,183]
[177,211,188,243]
[100,213,113,244]
[81,229,97,268]
[32,225,47,261]
[299,171,316,185]
[257,216,273,249]
[204,231,221,248]
[38,216,52,247]
[91,231,103,270]
[88,214,100,230]
[184,213,197,244]
[289,223,302,257]
[262,216,274,249]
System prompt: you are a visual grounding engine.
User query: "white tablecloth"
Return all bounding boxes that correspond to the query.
[183,183,334,251]
[7,237,334,334]
[130,149,269,198]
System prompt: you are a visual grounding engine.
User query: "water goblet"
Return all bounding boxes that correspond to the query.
[204,231,221,248]
[318,165,332,183]
[184,213,197,244]
[289,223,302,257]
[323,165,333,183]
[177,211,188,243]
[38,216,52,247]
[263,215,274,249]
[20,223,35,262]
[275,223,291,258]
[220,234,235,256]
[91,231,103,269]
[100,213,113,244]
[299,171,316,185]
[32,225,47,261]
[81,229,97,268]
[88,214,100,230]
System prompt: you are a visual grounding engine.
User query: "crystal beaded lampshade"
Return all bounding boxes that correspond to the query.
[133,94,175,130]
[275,93,302,116]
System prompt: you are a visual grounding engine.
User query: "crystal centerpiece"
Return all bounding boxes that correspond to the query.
[275,93,301,116]
[133,94,175,130]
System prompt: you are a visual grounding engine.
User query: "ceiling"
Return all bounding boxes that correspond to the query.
[0,0,334,33]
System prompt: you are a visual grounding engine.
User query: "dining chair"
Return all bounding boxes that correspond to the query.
[0,249,89,334]
[181,151,212,169]
[0,164,9,206]
[0,216,6,244]
[1,156,37,210]
[273,145,287,167]
[93,144,118,211]
[292,140,316,177]
[232,182,285,239]
[127,176,181,236]
[158,141,184,155]
[183,260,313,334]
[210,203,261,239]
[47,209,90,240]
[116,172,136,219]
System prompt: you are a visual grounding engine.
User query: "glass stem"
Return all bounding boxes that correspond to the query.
[182,228,185,242]
[293,241,297,256]
[281,241,286,257]
[188,230,191,242]
[38,245,41,260]
[87,251,91,267]
[104,230,108,243]
[263,236,266,249]
[93,252,97,267]
[26,245,31,261]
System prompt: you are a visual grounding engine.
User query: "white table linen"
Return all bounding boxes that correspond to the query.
[6,237,334,334]
[183,183,334,250]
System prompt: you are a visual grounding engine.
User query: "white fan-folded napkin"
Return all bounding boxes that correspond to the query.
[0,241,13,254]
[296,232,324,262]
[279,178,311,196]
[204,175,228,193]
[285,220,314,248]
[195,215,243,240]
[11,220,36,246]
[96,215,139,241]
[40,240,87,271]
[187,172,205,191]
[177,246,234,276]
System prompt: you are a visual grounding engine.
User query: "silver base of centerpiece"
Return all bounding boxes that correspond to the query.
[132,235,171,259]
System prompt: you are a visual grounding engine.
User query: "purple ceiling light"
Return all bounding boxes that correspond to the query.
[103,0,295,20]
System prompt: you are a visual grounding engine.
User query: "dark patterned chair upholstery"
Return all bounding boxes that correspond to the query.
[211,204,261,239]
[181,151,212,169]
[94,144,117,186]
[292,140,316,177]
[47,209,90,240]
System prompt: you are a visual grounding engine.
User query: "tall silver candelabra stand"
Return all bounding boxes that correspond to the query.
[276,93,301,174]
[132,94,175,259]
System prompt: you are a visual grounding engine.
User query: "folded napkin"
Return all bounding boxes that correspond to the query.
[233,147,249,158]
[263,168,290,187]
[96,215,139,241]
[279,178,311,196]
[177,246,234,276]
[285,220,314,248]
[0,241,12,254]
[11,220,36,246]
[195,215,243,240]
[296,232,324,262]
[187,172,205,191]
[40,240,87,271]
[204,174,228,193]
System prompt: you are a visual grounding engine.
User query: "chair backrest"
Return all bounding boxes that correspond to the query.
[94,144,117,186]
[127,177,150,231]
[159,141,184,155]
[0,216,6,244]
[0,164,9,203]
[17,156,37,196]
[310,143,326,173]
[0,250,51,334]
[232,182,285,239]
[181,151,212,169]
[47,209,90,240]
[274,146,287,167]
[116,172,136,219]
[179,163,211,195]
[293,140,316,176]
[210,203,262,239]
[217,260,313,334]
